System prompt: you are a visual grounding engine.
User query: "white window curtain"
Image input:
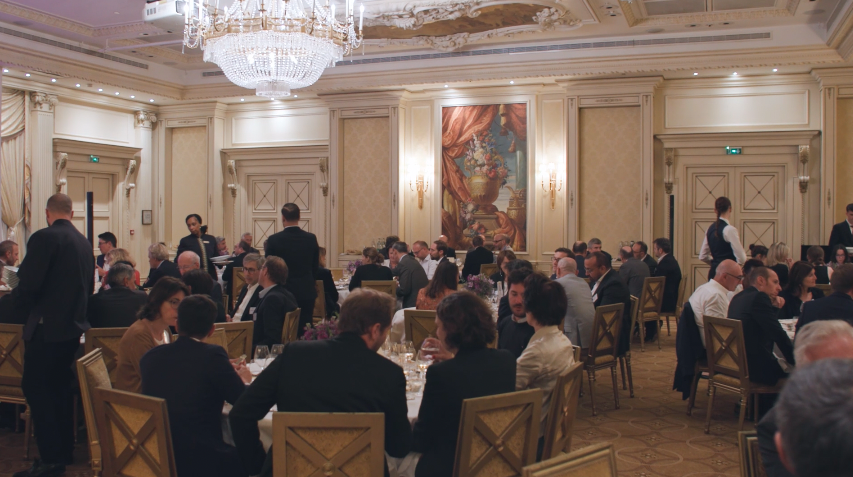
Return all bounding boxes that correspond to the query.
[1,88,28,251]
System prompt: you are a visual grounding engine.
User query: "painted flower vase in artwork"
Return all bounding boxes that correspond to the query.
[463,132,510,208]
[506,187,527,228]
[467,174,502,206]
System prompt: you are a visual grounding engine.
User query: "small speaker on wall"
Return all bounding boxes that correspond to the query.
[142,210,153,225]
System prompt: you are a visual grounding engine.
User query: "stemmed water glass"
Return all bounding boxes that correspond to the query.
[254,345,270,369]
[270,344,285,361]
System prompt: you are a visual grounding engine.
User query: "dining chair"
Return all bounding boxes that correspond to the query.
[271,412,385,477]
[83,327,130,388]
[616,296,638,398]
[313,280,326,324]
[814,283,832,296]
[686,311,719,416]
[282,308,301,344]
[231,267,245,310]
[541,362,584,460]
[738,430,768,477]
[584,303,625,416]
[637,276,666,351]
[660,278,687,337]
[522,442,617,477]
[362,280,396,297]
[204,328,228,350]
[404,309,437,351]
[453,389,541,477]
[77,349,112,476]
[480,263,498,277]
[93,388,177,477]
[0,324,32,459]
[217,321,254,359]
[703,316,784,433]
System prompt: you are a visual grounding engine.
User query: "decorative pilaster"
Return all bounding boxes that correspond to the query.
[29,92,58,232]
[134,111,157,261]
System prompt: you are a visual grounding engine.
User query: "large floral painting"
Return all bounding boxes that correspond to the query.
[441,104,527,252]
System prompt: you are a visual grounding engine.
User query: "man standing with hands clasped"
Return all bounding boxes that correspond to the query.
[13,194,95,477]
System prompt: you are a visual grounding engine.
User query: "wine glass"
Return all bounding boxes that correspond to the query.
[402,341,415,362]
[416,349,433,375]
[254,345,270,369]
[270,344,285,361]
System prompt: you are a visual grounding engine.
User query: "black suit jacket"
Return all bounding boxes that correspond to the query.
[265,227,319,302]
[349,263,393,291]
[461,246,494,279]
[653,254,682,313]
[592,270,633,355]
[445,247,456,259]
[232,284,263,321]
[796,291,853,331]
[223,252,247,284]
[727,287,793,386]
[229,332,412,476]
[14,219,95,342]
[574,255,587,278]
[87,287,148,328]
[756,407,794,477]
[252,285,297,349]
[142,260,181,289]
[829,220,853,250]
[642,254,657,276]
[141,337,247,477]
[318,268,339,317]
[393,255,429,309]
[177,233,218,280]
[413,347,516,477]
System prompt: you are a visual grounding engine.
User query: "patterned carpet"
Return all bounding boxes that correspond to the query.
[0,321,750,477]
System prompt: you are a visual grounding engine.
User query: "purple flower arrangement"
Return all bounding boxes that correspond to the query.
[465,273,495,298]
[346,260,362,274]
[301,319,339,341]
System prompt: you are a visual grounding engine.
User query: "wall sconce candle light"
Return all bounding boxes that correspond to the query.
[798,145,810,193]
[409,167,429,209]
[539,162,563,210]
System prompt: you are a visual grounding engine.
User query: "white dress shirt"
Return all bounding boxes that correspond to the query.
[590,269,610,301]
[233,283,260,322]
[698,218,747,265]
[418,256,437,280]
[688,279,731,346]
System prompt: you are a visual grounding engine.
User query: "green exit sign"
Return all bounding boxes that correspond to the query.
[89,155,99,163]
[725,147,742,155]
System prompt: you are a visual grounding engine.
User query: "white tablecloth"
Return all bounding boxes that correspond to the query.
[389,308,416,343]
[337,287,349,305]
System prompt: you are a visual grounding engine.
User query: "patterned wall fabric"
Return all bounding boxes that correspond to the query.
[343,118,391,253]
[837,99,853,223]
[578,107,642,251]
[170,126,208,246]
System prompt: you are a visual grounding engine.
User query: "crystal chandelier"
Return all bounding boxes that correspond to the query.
[183,0,364,98]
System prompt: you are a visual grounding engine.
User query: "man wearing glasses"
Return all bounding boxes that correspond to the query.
[493,234,513,252]
[229,254,265,322]
[688,259,743,346]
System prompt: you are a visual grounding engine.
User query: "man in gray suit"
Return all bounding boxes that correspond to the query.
[554,257,595,350]
[389,241,429,308]
[619,246,650,298]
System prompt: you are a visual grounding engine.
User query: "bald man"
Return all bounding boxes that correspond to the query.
[688,259,743,346]
[177,251,224,310]
[554,257,595,349]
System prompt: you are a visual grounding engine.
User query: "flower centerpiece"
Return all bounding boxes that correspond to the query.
[465,273,495,299]
[301,319,339,341]
[346,259,362,274]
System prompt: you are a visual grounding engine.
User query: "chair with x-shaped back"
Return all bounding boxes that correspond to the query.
[541,362,584,460]
[217,321,254,360]
[584,303,625,416]
[404,309,437,351]
[271,412,385,477]
[93,387,177,477]
[637,276,666,351]
[452,388,542,477]
[0,324,32,459]
[84,327,130,388]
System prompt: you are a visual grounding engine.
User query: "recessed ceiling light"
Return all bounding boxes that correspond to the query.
[115,92,120,95]
[772,68,778,72]
[2,69,8,73]
[149,99,154,102]
[130,95,135,98]
[25,73,30,77]
[51,78,56,82]
[510,80,514,84]
[98,88,103,91]
[732,72,738,76]
[693,72,698,76]
[294,95,298,98]
[240,98,245,101]
[75,83,80,87]
[444,84,448,88]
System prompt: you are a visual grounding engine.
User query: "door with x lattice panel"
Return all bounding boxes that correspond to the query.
[686,165,786,292]
[245,172,325,254]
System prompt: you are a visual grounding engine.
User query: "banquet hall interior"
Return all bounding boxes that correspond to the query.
[2,0,853,476]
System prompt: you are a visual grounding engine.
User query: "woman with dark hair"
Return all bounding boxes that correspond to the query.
[416,260,458,310]
[182,269,227,323]
[491,249,516,285]
[749,244,769,264]
[806,245,831,285]
[413,292,516,477]
[699,196,747,280]
[829,244,851,270]
[348,247,393,291]
[515,273,574,459]
[176,213,218,280]
[779,261,825,320]
[115,277,189,393]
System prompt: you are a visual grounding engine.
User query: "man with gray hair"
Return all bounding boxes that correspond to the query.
[178,251,224,308]
[229,254,265,322]
[756,320,853,477]
[493,233,513,252]
[87,263,148,328]
[389,241,429,309]
[688,259,743,346]
[554,257,595,349]
[143,243,181,288]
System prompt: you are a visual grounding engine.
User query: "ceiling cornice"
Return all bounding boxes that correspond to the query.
[1,75,159,112]
[619,0,800,27]
[0,1,161,38]
[557,76,663,95]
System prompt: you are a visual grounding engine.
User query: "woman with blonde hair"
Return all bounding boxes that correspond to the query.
[105,248,141,286]
[348,246,393,291]
[766,242,793,288]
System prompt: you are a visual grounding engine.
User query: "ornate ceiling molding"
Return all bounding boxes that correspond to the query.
[365,0,487,30]
[0,1,162,38]
[619,0,800,27]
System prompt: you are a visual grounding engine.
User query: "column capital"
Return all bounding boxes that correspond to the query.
[134,110,157,129]
[30,92,57,112]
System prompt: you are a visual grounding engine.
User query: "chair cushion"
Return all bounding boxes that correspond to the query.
[0,385,24,398]
[587,355,615,366]
[641,312,659,320]
[711,374,743,388]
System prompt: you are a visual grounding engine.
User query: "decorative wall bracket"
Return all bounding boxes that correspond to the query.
[226,160,238,198]
[54,152,68,193]
[319,158,329,197]
[539,162,562,210]
[798,145,809,194]
[409,167,429,209]
[134,110,157,129]
[663,148,675,195]
[124,159,137,197]
[30,92,57,112]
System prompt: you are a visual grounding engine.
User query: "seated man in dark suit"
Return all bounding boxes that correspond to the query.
[141,295,251,477]
[228,254,264,322]
[572,241,588,279]
[389,242,429,309]
[438,235,456,258]
[461,235,494,280]
[142,243,181,289]
[585,251,633,357]
[229,288,412,477]
[651,237,682,341]
[756,320,853,477]
[182,269,227,323]
[317,246,339,317]
[797,263,853,331]
[497,268,536,358]
[178,251,224,308]
[828,203,853,250]
[252,256,297,349]
[727,266,793,386]
[87,263,148,328]
[223,240,251,291]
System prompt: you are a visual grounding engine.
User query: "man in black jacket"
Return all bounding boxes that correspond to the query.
[497,268,535,358]
[229,288,411,477]
[438,234,456,258]
[727,266,793,386]
[585,251,633,356]
[142,242,181,289]
[797,263,853,331]
[264,203,318,337]
[828,203,853,250]
[317,247,339,317]
[252,256,297,349]
[632,240,657,276]
[142,295,251,477]
[87,263,147,328]
[13,194,94,477]
[651,237,682,341]
[461,235,494,279]
[229,254,264,322]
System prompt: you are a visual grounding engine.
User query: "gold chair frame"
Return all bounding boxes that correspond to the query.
[615,296,637,398]
[686,313,721,416]
[541,362,584,460]
[814,283,832,296]
[480,263,498,277]
[84,327,130,388]
[453,389,542,477]
[584,303,624,416]
[218,321,254,359]
[404,309,437,352]
[0,324,31,459]
[637,276,666,351]
[77,349,112,475]
[282,308,301,344]
[660,278,687,337]
[738,430,767,477]
[522,442,617,477]
[271,412,385,477]
[362,280,396,297]
[231,267,245,311]
[204,328,228,350]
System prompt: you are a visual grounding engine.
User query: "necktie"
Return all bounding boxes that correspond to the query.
[198,237,209,274]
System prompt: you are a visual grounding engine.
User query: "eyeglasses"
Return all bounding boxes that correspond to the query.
[726,272,745,281]
[244,267,259,273]
[167,297,182,308]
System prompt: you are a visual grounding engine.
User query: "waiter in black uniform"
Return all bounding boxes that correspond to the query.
[13,194,94,477]
[176,213,218,281]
